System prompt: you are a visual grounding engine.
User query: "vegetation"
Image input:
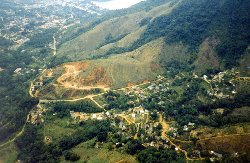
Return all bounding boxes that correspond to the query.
[25,28,58,48]
[0,42,39,143]
[0,0,250,162]
[15,120,111,163]
[137,0,250,67]
[104,91,138,110]
[138,147,185,163]
[46,100,103,118]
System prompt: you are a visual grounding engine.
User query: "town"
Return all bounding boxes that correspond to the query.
[27,68,240,161]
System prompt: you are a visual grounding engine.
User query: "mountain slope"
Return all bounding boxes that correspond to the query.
[55,0,181,61]
[39,0,250,98]
[38,38,164,99]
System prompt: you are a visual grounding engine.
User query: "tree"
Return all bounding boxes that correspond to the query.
[65,152,80,162]
[126,139,145,155]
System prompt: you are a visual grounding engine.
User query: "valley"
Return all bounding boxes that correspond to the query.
[0,0,249,163]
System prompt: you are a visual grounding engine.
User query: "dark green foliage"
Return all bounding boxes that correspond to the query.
[48,100,103,118]
[0,48,39,142]
[104,91,137,110]
[137,147,185,163]
[59,120,110,150]
[0,36,13,47]
[64,152,80,162]
[25,28,58,48]
[163,60,193,78]
[136,0,250,67]
[139,17,151,27]
[150,111,158,120]
[97,33,128,49]
[15,125,60,163]
[15,120,110,163]
[198,94,250,127]
[126,139,145,155]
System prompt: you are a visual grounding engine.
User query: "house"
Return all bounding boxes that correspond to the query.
[92,114,97,119]
[133,106,145,115]
[14,68,22,73]
[97,116,103,120]
[70,112,85,120]
[119,121,125,129]
[183,125,189,131]
[36,82,43,86]
[106,111,110,117]
[188,122,195,127]
[203,75,208,81]
[210,151,223,158]
[158,101,165,105]
[148,85,154,91]
[140,109,145,114]
[111,122,116,127]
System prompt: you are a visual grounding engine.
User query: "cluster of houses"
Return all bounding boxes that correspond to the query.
[207,69,238,99]
[31,81,44,95]
[27,106,45,125]
[183,122,195,131]
[69,111,110,122]
[13,67,41,75]
[209,150,223,162]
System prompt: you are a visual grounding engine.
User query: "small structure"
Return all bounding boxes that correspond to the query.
[36,82,43,86]
[188,122,195,127]
[183,125,189,131]
[210,151,223,158]
[106,111,110,117]
[14,68,22,74]
[92,114,97,119]
[97,116,103,120]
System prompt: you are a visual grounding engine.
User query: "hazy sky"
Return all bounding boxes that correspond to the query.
[93,0,145,10]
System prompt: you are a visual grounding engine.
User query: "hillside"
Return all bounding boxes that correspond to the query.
[1,0,250,163]
[55,0,181,61]
[41,0,250,97]
[37,38,164,99]
[54,0,249,70]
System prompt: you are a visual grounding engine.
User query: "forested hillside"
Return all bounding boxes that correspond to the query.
[54,0,250,73]
[141,0,250,68]
[0,0,249,163]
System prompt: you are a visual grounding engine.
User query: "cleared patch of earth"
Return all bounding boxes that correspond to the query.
[56,62,110,91]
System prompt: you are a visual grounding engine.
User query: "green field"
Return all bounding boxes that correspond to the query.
[0,142,19,163]
[61,139,138,163]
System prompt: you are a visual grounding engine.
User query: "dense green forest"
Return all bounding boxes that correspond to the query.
[0,47,38,143]
[0,25,57,143]
[140,0,250,67]
[45,100,103,118]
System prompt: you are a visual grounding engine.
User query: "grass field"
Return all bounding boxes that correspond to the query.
[44,116,77,142]
[61,139,138,163]
[93,95,106,107]
[191,123,250,139]
[197,134,250,155]
[0,142,18,163]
